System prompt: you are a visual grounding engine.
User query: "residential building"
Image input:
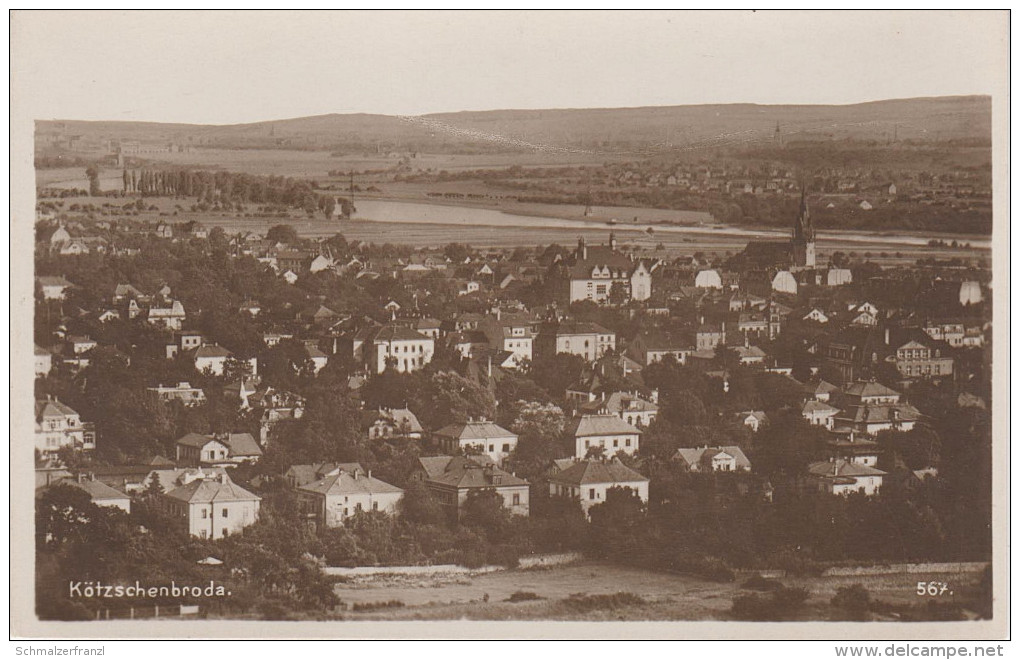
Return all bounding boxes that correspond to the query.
[627,332,691,366]
[802,400,840,428]
[807,459,885,496]
[147,382,207,406]
[37,275,73,301]
[147,300,187,330]
[162,472,261,539]
[579,391,658,428]
[285,462,365,488]
[567,414,641,459]
[547,458,649,516]
[175,432,262,466]
[433,419,518,466]
[35,345,52,377]
[364,408,424,440]
[353,324,435,374]
[552,234,652,304]
[415,455,530,518]
[674,445,752,472]
[35,397,95,455]
[536,321,616,362]
[296,466,403,527]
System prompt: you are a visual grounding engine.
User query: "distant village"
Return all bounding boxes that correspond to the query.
[34,184,993,619]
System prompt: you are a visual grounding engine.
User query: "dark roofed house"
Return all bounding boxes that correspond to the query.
[415,455,529,518]
[547,458,649,516]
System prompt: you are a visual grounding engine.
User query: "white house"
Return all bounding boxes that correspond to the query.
[162,472,261,540]
[37,276,73,301]
[771,270,798,295]
[357,324,435,374]
[807,459,885,496]
[694,269,723,289]
[568,414,642,459]
[674,445,752,472]
[296,466,403,527]
[802,400,840,428]
[433,419,518,466]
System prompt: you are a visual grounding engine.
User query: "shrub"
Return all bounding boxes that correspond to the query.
[351,600,405,612]
[506,591,543,602]
[831,584,872,620]
[560,592,646,614]
[742,574,785,592]
[731,586,809,621]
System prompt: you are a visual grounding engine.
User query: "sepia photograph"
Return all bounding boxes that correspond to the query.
[9,9,1010,645]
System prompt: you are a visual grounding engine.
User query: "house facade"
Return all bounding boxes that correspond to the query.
[568,414,641,459]
[296,466,403,527]
[162,472,261,539]
[548,458,649,516]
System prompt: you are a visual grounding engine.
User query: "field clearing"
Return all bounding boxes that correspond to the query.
[36,149,619,184]
[334,560,986,622]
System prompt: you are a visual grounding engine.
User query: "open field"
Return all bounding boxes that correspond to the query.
[332,560,987,621]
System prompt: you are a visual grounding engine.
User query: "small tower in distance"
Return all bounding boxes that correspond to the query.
[791,188,815,269]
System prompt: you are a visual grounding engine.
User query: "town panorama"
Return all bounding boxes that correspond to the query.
[33,97,993,623]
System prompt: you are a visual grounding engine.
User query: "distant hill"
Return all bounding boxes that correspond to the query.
[36,96,990,155]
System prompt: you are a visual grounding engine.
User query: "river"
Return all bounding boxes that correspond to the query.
[336,199,990,250]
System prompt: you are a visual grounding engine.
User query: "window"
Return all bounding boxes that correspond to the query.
[201,509,208,519]
[626,438,631,447]
[373,501,379,511]
[355,503,363,512]
[488,444,494,452]
[589,488,596,499]
[512,494,520,506]
[502,443,510,452]
[223,528,229,537]
[222,508,228,518]
[344,508,349,517]
[613,439,619,448]
[199,530,207,539]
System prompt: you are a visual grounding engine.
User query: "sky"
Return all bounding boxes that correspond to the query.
[12,10,1009,125]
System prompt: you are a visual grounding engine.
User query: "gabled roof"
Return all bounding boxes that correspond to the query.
[175,433,227,449]
[433,420,517,441]
[60,477,129,501]
[548,458,648,486]
[223,433,262,457]
[298,469,403,496]
[675,445,751,470]
[35,398,79,420]
[165,478,260,504]
[421,455,528,489]
[843,381,901,400]
[567,414,642,438]
[37,276,73,287]
[286,462,364,487]
[807,459,886,479]
[191,344,233,359]
[803,379,840,396]
[802,400,840,415]
[370,324,429,343]
[365,408,424,434]
[580,392,657,416]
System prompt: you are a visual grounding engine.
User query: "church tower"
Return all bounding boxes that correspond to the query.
[791,189,815,268]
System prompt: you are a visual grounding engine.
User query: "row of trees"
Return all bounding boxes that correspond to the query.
[108,167,351,218]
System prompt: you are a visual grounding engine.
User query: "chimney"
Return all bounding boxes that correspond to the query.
[219,473,229,484]
[368,470,372,479]
[885,327,890,346]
